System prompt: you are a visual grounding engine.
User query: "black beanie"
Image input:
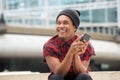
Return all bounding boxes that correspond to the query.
[56,9,80,28]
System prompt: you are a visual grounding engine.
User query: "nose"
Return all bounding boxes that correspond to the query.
[59,23,64,28]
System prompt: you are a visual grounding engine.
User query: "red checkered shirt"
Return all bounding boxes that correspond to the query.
[43,35,95,80]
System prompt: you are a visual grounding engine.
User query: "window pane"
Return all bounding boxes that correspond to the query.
[92,9,105,23]
[75,0,90,3]
[81,10,90,22]
[61,0,74,5]
[107,8,117,22]
[29,0,39,8]
[49,0,60,6]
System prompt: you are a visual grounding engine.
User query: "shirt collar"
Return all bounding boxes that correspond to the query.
[53,35,78,45]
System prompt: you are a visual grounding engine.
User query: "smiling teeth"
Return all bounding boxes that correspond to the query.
[59,30,66,33]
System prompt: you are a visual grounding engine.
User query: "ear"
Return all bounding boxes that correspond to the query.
[74,26,77,32]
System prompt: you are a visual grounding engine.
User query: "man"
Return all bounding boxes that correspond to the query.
[43,9,95,80]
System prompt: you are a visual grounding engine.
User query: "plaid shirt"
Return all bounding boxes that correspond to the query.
[43,35,95,80]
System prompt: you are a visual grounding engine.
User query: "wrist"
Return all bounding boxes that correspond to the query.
[66,52,74,58]
[73,53,79,59]
[74,53,80,56]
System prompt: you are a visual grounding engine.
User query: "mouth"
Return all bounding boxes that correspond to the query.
[57,28,67,35]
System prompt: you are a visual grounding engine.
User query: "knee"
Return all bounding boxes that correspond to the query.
[75,73,93,80]
[49,74,64,80]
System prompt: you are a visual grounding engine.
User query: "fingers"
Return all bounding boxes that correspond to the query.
[74,37,80,42]
[73,41,88,55]
[72,42,84,52]
[69,35,89,55]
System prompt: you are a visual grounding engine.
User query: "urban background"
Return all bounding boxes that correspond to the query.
[0,0,120,72]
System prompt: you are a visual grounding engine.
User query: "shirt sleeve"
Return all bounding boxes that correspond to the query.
[43,43,59,62]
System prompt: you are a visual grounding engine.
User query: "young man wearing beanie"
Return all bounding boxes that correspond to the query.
[43,9,95,80]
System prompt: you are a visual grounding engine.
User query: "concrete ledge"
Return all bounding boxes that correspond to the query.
[89,71,120,80]
[0,71,120,80]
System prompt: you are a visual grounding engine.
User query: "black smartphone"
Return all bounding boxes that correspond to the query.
[80,33,91,42]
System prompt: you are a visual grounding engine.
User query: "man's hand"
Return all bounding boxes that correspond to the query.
[68,36,89,55]
[77,41,88,55]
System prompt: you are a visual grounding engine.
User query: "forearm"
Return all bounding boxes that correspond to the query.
[73,54,87,74]
[54,53,73,77]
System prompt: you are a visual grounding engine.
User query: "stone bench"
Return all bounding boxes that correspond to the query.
[0,71,120,80]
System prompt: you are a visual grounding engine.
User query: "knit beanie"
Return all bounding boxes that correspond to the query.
[56,9,80,28]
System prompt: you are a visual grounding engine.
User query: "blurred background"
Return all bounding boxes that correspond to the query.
[0,0,120,73]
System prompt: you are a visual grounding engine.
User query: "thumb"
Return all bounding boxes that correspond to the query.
[74,36,80,42]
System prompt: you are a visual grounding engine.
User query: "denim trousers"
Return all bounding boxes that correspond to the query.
[49,73,93,80]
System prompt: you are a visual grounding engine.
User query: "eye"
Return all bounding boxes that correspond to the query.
[56,21,61,25]
[63,20,69,25]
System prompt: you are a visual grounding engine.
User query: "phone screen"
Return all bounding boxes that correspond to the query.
[80,33,91,42]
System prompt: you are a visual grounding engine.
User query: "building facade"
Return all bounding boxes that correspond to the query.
[0,0,120,72]
[0,0,119,37]
[1,0,118,27]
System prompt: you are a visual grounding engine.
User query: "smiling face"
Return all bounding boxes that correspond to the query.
[56,15,77,41]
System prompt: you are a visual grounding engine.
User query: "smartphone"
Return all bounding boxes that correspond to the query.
[80,33,91,42]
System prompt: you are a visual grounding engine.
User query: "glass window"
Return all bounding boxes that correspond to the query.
[92,9,105,23]
[33,19,42,25]
[23,0,30,8]
[29,0,39,8]
[15,18,22,23]
[61,0,74,5]
[49,20,56,25]
[107,8,117,22]
[80,10,90,22]
[107,0,116,1]
[91,0,116,2]
[99,27,103,33]
[25,19,31,25]
[79,27,84,31]
[93,27,97,32]
[7,0,20,9]
[18,0,38,9]
[6,17,13,23]
[105,27,109,34]
[110,28,114,35]
[48,0,60,6]
[86,27,91,32]
[39,1,45,6]
[91,0,95,2]
[117,28,120,35]
[75,0,90,4]
[7,0,33,10]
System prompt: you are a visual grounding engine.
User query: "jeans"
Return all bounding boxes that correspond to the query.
[49,73,93,80]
